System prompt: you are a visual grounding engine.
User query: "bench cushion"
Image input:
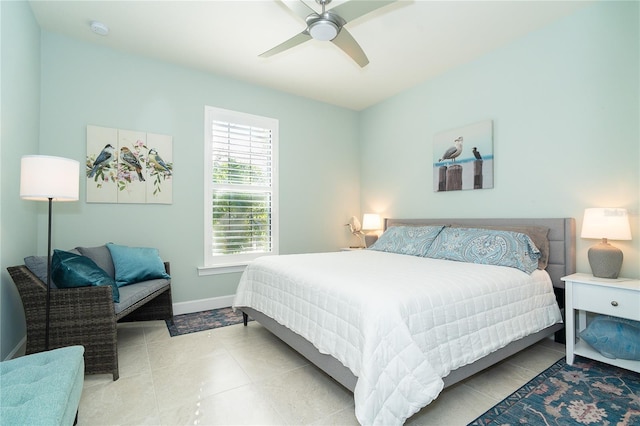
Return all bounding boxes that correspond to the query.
[1,346,85,426]
[115,278,170,314]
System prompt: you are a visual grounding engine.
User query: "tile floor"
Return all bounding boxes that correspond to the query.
[78,321,565,425]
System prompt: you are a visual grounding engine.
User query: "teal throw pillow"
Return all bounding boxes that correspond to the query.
[106,243,170,287]
[368,225,445,256]
[51,249,120,302]
[580,315,640,360]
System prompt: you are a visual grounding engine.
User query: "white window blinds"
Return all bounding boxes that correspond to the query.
[204,107,279,269]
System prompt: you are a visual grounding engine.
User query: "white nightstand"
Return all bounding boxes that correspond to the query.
[562,273,640,373]
[340,247,365,251]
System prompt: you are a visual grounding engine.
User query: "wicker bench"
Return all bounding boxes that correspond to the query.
[8,248,172,381]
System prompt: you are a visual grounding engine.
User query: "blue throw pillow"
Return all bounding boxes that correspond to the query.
[580,316,640,360]
[106,243,170,287]
[368,225,445,256]
[424,227,540,273]
[51,249,119,302]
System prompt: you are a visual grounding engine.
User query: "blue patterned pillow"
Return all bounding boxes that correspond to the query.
[424,227,540,273]
[368,225,444,256]
[580,316,640,360]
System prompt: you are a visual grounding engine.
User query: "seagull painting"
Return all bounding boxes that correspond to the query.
[439,137,463,163]
[472,147,482,160]
[432,120,493,192]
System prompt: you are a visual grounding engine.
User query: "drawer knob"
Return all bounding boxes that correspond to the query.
[611,301,619,307]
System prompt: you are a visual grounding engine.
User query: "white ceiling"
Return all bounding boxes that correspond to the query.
[29,0,592,111]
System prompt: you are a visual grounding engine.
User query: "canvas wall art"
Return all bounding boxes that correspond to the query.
[86,125,173,204]
[432,120,493,192]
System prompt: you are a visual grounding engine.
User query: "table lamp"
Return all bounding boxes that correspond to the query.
[362,213,382,247]
[580,208,632,279]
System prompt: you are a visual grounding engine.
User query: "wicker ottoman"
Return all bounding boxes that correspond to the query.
[0,346,84,426]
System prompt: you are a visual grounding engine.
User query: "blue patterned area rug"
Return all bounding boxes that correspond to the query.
[165,307,251,337]
[469,356,640,425]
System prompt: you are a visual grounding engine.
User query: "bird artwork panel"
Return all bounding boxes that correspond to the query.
[145,133,173,204]
[86,125,118,203]
[86,125,173,204]
[117,129,147,204]
[432,120,493,192]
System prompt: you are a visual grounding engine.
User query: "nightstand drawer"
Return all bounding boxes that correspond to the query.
[573,285,640,320]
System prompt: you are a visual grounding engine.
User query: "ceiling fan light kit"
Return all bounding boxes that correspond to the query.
[309,20,339,41]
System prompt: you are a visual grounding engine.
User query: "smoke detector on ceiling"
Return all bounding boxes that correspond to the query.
[90,21,109,36]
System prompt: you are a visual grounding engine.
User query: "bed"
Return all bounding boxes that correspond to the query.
[233,218,576,425]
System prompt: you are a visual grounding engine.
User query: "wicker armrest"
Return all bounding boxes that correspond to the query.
[8,266,117,356]
[49,285,116,324]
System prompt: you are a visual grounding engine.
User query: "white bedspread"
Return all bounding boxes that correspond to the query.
[232,250,562,425]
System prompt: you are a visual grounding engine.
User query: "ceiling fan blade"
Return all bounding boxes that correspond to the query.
[330,0,397,23]
[259,32,312,58]
[280,0,317,21]
[331,28,369,67]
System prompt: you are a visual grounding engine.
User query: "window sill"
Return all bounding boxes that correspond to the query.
[197,263,248,276]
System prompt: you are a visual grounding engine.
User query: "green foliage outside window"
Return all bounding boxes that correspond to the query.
[211,158,270,255]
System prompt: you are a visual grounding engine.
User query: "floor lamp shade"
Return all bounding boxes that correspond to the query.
[20,155,80,201]
[20,155,79,350]
[581,208,632,279]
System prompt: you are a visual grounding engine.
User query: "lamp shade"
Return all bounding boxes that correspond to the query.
[362,213,382,231]
[581,208,632,241]
[20,155,80,201]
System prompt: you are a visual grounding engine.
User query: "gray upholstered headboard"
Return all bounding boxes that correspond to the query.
[384,218,576,289]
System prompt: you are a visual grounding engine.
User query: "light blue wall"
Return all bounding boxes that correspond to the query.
[37,33,360,305]
[0,0,41,359]
[359,1,639,279]
[2,0,639,359]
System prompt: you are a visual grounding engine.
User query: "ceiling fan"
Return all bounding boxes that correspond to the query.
[260,0,397,67]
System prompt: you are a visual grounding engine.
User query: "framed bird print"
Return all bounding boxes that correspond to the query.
[86,125,173,204]
[432,120,493,192]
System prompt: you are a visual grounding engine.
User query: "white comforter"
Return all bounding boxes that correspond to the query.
[232,250,562,425]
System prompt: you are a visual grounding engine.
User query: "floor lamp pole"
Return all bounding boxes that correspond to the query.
[45,197,53,351]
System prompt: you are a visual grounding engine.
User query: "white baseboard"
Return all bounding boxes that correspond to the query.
[172,295,235,316]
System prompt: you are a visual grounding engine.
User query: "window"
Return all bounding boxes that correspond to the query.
[201,106,278,274]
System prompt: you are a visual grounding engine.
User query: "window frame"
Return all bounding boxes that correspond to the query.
[200,106,279,275]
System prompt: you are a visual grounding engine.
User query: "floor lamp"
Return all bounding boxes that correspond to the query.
[20,155,79,350]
